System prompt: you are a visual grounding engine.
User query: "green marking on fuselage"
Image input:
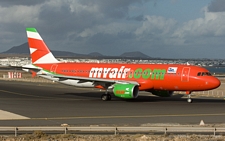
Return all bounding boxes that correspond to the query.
[134,68,142,79]
[142,69,151,79]
[151,69,166,80]
[129,68,166,80]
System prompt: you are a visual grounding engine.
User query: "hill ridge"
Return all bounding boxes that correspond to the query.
[1,42,151,59]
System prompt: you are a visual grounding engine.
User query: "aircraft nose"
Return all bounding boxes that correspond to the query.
[207,77,221,89]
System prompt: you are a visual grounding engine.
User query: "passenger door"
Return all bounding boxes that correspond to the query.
[181,67,190,82]
[50,64,58,74]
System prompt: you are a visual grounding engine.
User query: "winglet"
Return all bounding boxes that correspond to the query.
[26,28,59,64]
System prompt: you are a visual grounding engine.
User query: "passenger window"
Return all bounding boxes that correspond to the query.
[197,72,201,76]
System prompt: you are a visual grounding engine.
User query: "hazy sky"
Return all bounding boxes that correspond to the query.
[1,0,225,59]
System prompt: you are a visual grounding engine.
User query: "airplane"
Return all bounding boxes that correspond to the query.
[22,28,221,103]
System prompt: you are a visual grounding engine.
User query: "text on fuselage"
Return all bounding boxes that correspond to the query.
[89,66,167,80]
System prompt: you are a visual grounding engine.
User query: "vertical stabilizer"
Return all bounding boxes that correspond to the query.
[26,28,59,64]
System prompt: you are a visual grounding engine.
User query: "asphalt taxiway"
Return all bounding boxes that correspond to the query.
[0,80,225,126]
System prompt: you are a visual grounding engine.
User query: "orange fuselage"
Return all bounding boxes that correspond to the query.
[36,63,220,91]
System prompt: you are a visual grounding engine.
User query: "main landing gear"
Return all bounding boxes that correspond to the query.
[101,89,111,101]
[186,91,192,103]
[101,94,111,101]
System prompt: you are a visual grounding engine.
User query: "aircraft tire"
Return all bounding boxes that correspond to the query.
[101,94,108,101]
[187,98,192,103]
[107,94,111,101]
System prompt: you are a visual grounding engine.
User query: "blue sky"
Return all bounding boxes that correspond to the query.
[0,0,225,59]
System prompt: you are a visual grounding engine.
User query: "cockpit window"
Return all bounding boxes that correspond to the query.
[206,72,212,76]
[197,72,212,76]
[201,72,207,76]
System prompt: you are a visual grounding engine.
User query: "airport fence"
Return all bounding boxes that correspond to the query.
[0,77,54,83]
[176,91,225,98]
[0,126,225,136]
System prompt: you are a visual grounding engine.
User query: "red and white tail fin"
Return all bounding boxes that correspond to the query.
[26,28,59,64]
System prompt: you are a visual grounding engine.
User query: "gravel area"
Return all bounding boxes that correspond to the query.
[0,134,225,141]
[1,133,225,141]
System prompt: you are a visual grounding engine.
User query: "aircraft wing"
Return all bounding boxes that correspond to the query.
[22,64,139,86]
[46,73,139,86]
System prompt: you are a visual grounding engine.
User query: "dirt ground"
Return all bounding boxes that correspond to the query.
[1,133,225,141]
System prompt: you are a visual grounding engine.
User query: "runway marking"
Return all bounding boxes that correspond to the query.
[0,90,46,98]
[0,90,97,101]
[23,113,225,120]
[0,110,30,120]
[0,80,101,92]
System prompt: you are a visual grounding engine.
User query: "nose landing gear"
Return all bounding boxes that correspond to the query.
[186,91,192,103]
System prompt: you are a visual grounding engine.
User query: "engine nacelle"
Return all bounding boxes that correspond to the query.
[151,90,174,97]
[113,84,139,99]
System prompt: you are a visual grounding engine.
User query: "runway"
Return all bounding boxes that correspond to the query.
[0,80,225,126]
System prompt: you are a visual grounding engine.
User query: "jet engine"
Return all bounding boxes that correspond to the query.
[113,84,139,99]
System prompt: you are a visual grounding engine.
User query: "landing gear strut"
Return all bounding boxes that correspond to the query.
[186,91,192,103]
[101,89,111,101]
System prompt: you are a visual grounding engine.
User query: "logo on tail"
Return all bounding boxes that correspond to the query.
[26,28,59,64]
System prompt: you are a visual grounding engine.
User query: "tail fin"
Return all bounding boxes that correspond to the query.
[26,28,59,64]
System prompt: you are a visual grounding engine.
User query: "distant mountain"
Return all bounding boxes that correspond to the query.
[120,51,150,58]
[1,42,152,59]
[51,50,84,57]
[1,42,84,57]
[2,43,29,54]
[88,52,103,57]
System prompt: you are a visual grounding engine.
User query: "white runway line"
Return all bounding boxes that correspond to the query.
[0,110,30,120]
